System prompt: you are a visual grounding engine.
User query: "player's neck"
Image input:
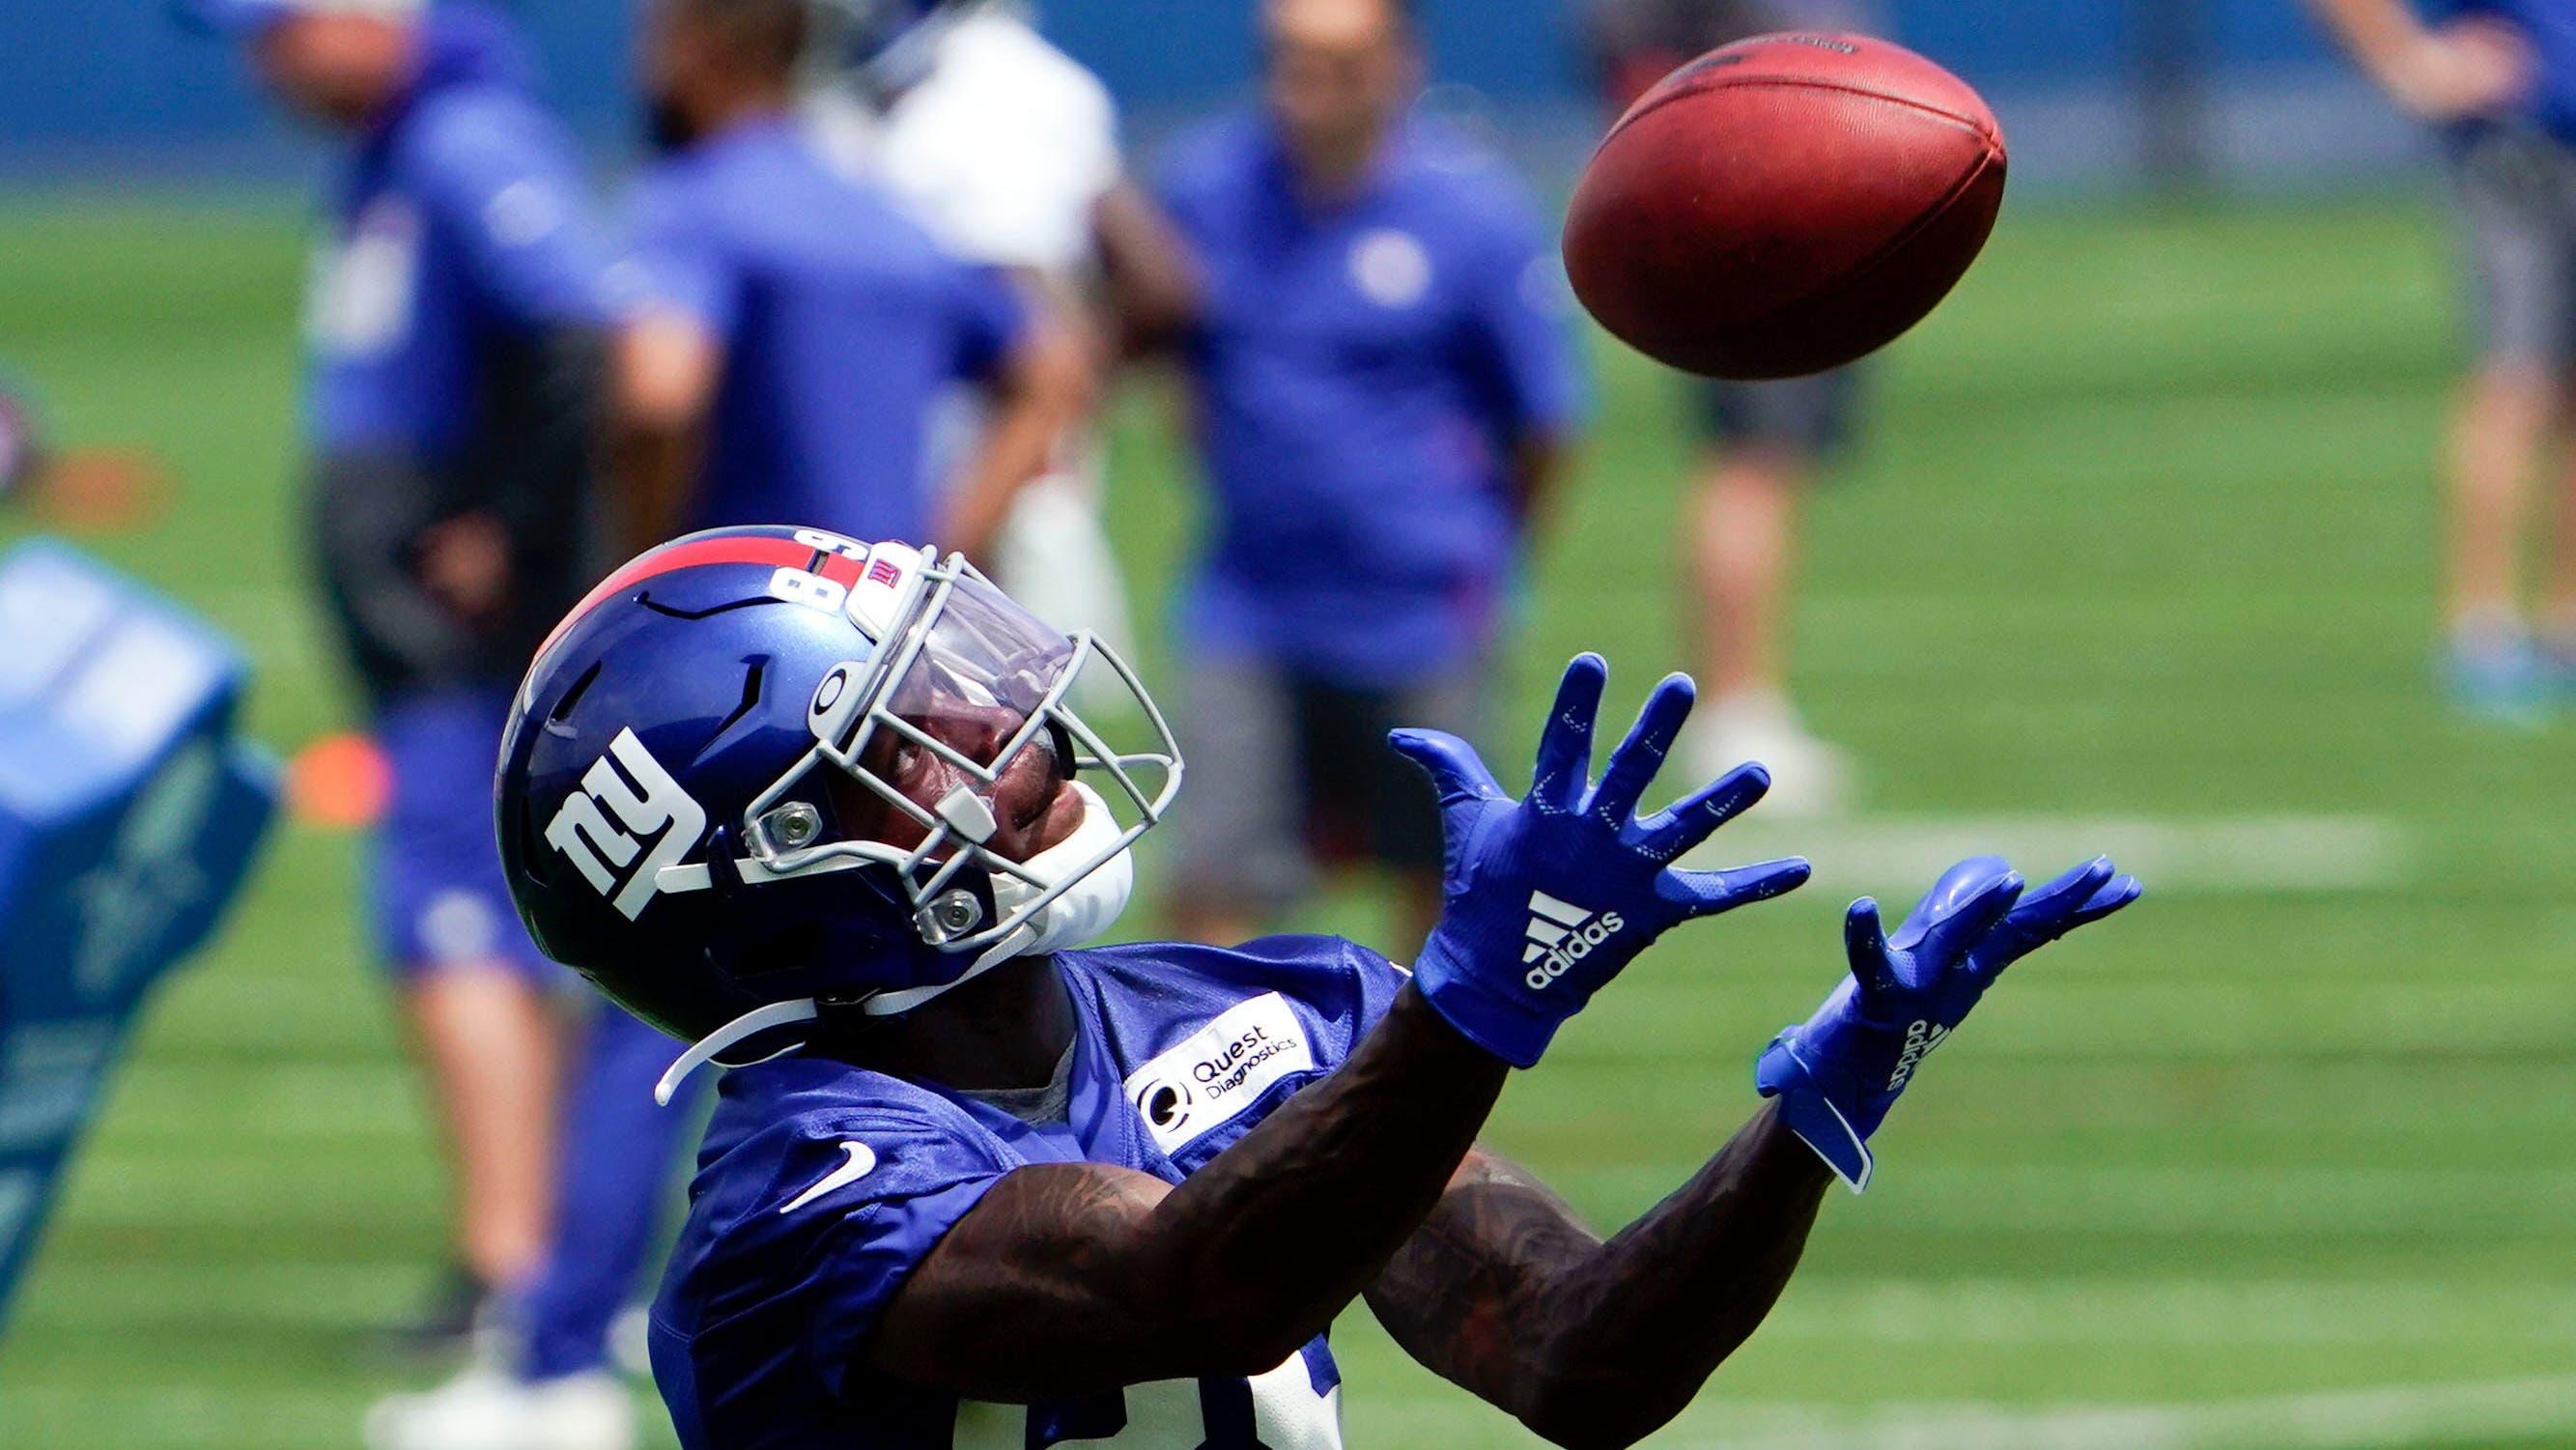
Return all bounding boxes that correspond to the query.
[842,954,1075,1093]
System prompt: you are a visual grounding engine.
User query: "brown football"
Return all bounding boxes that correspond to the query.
[1562,33,2007,380]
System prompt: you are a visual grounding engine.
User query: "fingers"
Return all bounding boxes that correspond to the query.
[1979,859,2141,979]
[1591,672,1696,824]
[1531,653,1606,812]
[1841,896,1897,997]
[1973,857,2109,975]
[2016,856,2116,922]
[1911,867,2025,966]
[1635,761,1771,858]
[1896,854,2016,940]
[1658,856,1810,917]
[1386,728,1504,808]
[2070,873,2142,928]
[2007,858,2138,935]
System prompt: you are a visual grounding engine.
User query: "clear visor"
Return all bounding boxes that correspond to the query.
[735,553,1180,953]
[870,571,1072,772]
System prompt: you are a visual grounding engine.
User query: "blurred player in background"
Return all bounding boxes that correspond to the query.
[2310,0,2570,718]
[804,0,1197,661]
[1151,0,1585,950]
[177,0,609,1374]
[1584,0,1884,811]
[604,0,1089,556]
[359,5,1086,1444]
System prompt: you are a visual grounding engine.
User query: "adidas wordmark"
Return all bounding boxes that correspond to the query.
[1885,1019,1951,1092]
[1521,891,1625,990]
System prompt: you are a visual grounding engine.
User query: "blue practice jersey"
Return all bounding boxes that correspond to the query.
[650,934,1407,1449]
[2433,0,2576,142]
[305,3,609,459]
[617,120,1027,543]
[1154,113,1587,688]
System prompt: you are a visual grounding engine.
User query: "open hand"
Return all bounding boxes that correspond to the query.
[1392,653,1810,1068]
[1757,854,2139,1190]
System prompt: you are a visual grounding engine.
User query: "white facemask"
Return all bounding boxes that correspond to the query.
[863,780,1134,1014]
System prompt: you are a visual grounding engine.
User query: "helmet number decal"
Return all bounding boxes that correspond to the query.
[767,566,847,614]
[544,728,708,920]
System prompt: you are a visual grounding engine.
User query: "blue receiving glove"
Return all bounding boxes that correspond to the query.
[1390,653,1812,1068]
[1757,855,2141,1192]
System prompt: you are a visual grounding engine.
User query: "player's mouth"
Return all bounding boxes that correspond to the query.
[1016,775,1088,860]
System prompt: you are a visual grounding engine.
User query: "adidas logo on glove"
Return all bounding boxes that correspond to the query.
[1884,1019,1951,1092]
[1522,891,1625,990]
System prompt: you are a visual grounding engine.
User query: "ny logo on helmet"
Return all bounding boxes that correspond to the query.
[544,728,707,920]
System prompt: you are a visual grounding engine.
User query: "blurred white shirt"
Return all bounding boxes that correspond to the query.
[808,5,1122,278]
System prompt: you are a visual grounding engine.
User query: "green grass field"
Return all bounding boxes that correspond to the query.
[2,189,2571,1449]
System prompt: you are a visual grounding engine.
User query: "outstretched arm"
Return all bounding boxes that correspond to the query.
[1374,853,2140,1449]
[1369,1118,1830,1450]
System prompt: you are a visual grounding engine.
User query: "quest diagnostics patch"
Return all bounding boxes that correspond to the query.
[1123,992,1316,1155]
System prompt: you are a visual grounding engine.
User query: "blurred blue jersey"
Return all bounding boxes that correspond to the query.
[617,120,1026,542]
[305,3,609,458]
[1155,113,1587,687]
[2435,0,2576,141]
[649,935,1406,1449]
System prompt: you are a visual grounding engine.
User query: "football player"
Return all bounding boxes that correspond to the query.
[496,523,2139,1449]
[1148,0,1587,952]
[175,0,613,1394]
[2310,0,2572,716]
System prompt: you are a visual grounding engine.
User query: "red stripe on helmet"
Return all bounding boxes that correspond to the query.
[817,549,866,589]
[531,533,826,666]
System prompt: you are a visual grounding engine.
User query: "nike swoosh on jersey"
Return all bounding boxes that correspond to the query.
[778,1141,877,1214]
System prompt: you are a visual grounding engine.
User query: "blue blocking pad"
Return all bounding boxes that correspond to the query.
[0,540,277,1331]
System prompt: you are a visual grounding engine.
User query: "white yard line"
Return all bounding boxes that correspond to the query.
[1676,1376,2576,1450]
[1750,1279,2576,1347]
[1688,814,2412,895]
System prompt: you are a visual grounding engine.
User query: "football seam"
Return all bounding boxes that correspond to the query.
[1716,143,2005,352]
[1605,73,2001,153]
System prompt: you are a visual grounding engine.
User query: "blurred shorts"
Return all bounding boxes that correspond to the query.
[1696,366,1864,459]
[2453,126,2576,367]
[367,682,562,985]
[1168,655,1489,915]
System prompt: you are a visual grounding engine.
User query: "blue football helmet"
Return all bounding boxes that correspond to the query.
[495,526,1179,1092]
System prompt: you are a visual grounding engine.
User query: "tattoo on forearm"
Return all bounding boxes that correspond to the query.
[1370,1103,1833,1447]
